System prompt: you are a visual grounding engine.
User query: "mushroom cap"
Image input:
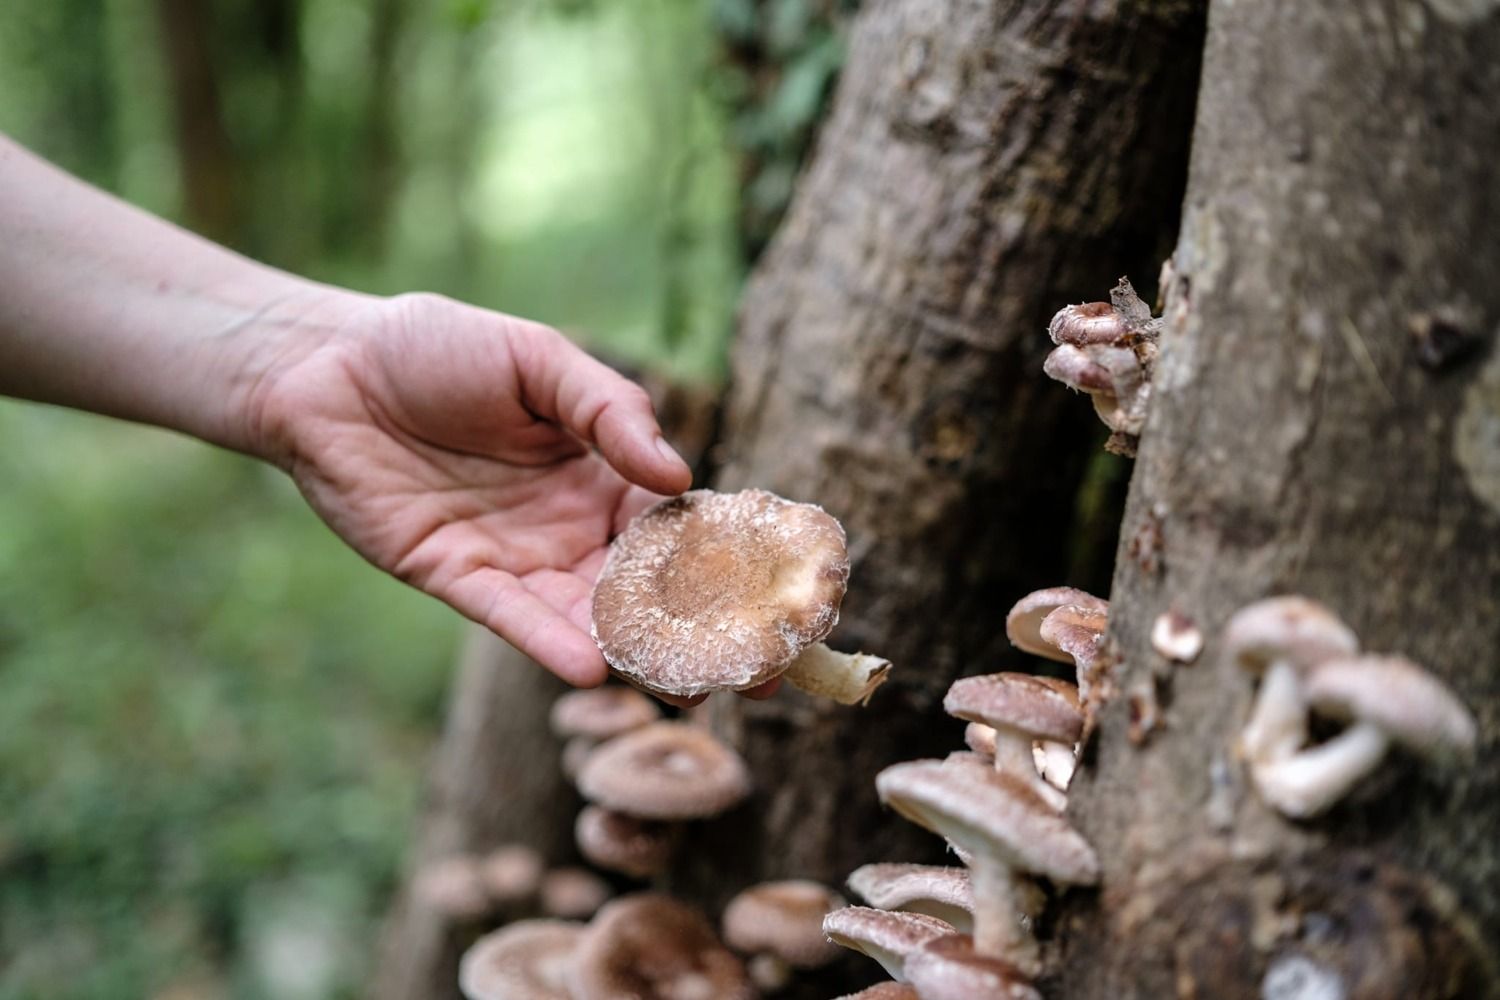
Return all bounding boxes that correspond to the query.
[876,758,1099,886]
[412,854,491,920]
[478,844,545,903]
[1048,301,1128,346]
[575,805,680,878]
[1222,597,1359,675]
[539,867,612,920]
[1304,655,1477,760]
[1005,588,1108,662]
[904,934,1041,1000]
[834,985,920,1000]
[721,880,846,968]
[591,489,850,696]
[1038,605,1108,670]
[569,894,754,1000]
[846,864,973,929]
[459,920,584,1000]
[821,906,955,981]
[944,673,1084,744]
[550,687,660,740]
[1041,344,1119,393]
[576,721,751,820]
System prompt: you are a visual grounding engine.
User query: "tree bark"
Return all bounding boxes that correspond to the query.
[681,0,1206,955]
[1055,3,1500,998]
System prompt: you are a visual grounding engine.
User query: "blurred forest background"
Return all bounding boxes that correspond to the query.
[0,1,853,996]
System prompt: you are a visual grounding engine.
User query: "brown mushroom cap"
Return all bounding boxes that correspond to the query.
[576,722,751,820]
[1038,606,1107,668]
[944,674,1084,745]
[1305,655,1477,760]
[1222,597,1359,675]
[721,880,846,968]
[550,687,660,740]
[846,863,974,931]
[1049,300,1129,346]
[569,894,754,1000]
[459,920,584,1000]
[591,489,850,696]
[1005,588,1107,662]
[876,758,1099,886]
[478,844,545,904]
[575,805,681,879]
[822,906,956,981]
[904,935,1041,1000]
[539,867,613,920]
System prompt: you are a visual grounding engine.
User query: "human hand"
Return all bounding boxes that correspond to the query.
[244,291,769,697]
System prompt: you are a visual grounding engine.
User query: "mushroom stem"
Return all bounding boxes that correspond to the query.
[1035,741,1077,792]
[968,861,1039,976]
[1250,722,1389,818]
[993,731,1067,812]
[1239,660,1308,762]
[780,643,892,705]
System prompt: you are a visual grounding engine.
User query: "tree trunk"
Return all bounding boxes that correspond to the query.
[680,0,1206,958]
[1056,4,1500,998]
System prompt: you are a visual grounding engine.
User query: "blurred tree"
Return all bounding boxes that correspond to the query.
[1055,5,1500,997]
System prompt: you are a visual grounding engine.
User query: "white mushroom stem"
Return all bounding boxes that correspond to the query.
[1250,723,1389,819]
[780,643,892,705]
[968,861,1039,976]
[1034,741,1077,792]
[1239,660,1309,763]
[992,728,1067,812]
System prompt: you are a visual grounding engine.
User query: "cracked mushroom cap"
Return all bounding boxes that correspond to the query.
[1005,588,1108,662]
[905,935,1041,1000]
[569,894,754,1000]
[575,805,680,878]
[846,864,974,931]
[876,758,1099,886]
[722,880,846,969]
[577,722,751,820]
[591,489,850,697]
[550,687,660,740]
[1222,597,1359,674]
[944,673,1084,745]
[822,906,956,981]
[1305,655,1477,761]
[459,920,584,1000]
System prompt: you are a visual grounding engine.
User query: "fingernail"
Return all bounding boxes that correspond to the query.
[655,435,687,469]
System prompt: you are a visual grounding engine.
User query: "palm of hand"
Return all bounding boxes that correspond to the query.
[257,294,671,685]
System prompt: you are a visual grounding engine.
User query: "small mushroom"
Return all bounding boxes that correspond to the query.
[1224,597,1359,765]
[1043,278,1160,455]
[538,867,612,920]
[1005,587,1108,663]
[943,674,1084,811]
[876,757,1099,976]
[721,880,845,991]
[845,863,974,932]
[591,490,892,704]
[1038,604,1110,705]
[569,894,754,1000]
[550,686,661,741]
[1252,654,1477,818]
[458,920,584,1000]
[575,805,681,879]
[576,722,751,820]
[412,854,492,922]
[904,934,1041,1000]
[821,906,955,981]
[1151,610,1204,663]
[478,844,544,907]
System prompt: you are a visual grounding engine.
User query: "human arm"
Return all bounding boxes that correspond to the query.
[0,133,712,690]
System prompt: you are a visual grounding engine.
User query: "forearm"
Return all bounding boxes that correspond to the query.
[0,134,358,456]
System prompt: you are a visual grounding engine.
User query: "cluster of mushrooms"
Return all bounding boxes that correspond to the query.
[453,681,854,998]
[818,586,1110,1000]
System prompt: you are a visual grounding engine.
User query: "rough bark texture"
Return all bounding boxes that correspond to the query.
[1055,4,1500,998]
[680,0,1207,966]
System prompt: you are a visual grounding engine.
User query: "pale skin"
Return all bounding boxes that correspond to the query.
[0,134,774,704]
